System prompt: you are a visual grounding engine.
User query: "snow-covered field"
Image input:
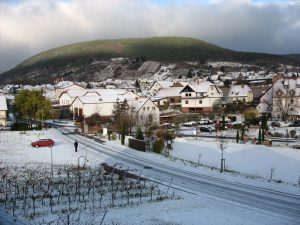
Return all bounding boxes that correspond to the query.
[1,129,300,225]
[172,138,300,184]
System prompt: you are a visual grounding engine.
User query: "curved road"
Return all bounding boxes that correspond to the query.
[64,131,300,224]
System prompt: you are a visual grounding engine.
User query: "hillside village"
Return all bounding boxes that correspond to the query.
[1,60,300,132]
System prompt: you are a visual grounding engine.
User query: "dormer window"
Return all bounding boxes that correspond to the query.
[277,90,282,96]
[99,98,102,101]
[289,89,295,96]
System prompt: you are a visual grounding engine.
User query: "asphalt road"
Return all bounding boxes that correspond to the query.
[64,131,300,225]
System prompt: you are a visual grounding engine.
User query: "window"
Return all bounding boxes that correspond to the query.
[189,93,192,96]
[185,100,189,104]
[185,93,188,97]
[143,107,145,111]
[170,98,175,103]
[199,100,202,104]
[147,107,149,110]
[149,114,153,123]
[152,107,155,110]
[211,86,214,90]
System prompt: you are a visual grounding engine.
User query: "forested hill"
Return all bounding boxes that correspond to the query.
[0,37,298,84]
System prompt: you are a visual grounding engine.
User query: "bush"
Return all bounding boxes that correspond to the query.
[153,138,164,154]
[271,122,281,128]
[290,129,296,138]
[271,132,284,137]
[135,127,144,140]
[111,133,117,141]
[11,123,41,131]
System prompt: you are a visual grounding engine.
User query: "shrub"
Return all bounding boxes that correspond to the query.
[290,129,296,138]
[271,122,280,128]
[111,133,117,141]
[271,132,284,137]
[135,127,144,140]
[11,123,41,131]
[153,138,164,154]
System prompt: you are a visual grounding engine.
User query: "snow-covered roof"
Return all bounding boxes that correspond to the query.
[257,87,273,113]
[155,87,183,98]
[0,96,8,111]
[273,77,300,96]
[44,90,56,99]
[151,80,173,89]
[228,85,252,97]
[78,95,126,104]
[128,98,156,112]
[94,89,128,96]
[62,89,88,98]
[55,81,74,88]
[184,81,214,93]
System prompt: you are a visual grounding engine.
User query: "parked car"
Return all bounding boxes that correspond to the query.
[199,126,214,133]
[289,121,300,127]
[31,139,54,147]
[182,121,198,127]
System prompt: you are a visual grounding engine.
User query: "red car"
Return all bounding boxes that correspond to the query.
[31,139,54,147]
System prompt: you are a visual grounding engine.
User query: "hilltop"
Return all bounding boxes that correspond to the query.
[0,37,298,84]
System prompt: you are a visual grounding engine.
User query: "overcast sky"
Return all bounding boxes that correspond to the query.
[0,0,299,73]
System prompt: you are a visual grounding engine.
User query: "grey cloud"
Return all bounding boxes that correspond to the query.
[0,0,299,73]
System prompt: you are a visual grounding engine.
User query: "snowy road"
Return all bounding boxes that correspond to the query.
[65,133,300,224]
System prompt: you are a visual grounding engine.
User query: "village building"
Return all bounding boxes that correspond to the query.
[0,96,8,127]
[129,98,160,127]
[153,87,183,110]
[228,84,253,103]
[180,82,223,113]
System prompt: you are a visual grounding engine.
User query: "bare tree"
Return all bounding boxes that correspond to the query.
[216,131,228,172]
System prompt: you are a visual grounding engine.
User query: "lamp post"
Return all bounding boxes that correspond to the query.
[50,144,54,178]
[41,109,44,129]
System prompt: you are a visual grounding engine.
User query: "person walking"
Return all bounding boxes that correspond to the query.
[74,140,78,152]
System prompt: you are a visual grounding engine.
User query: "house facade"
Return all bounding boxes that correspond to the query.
[256,87,273,116]
[180,82,223,113]
[148,81,173,96]
[130,98,160,127]
[154,87,183,110]
[228,85,253,103]
[271,77,300,120]
[0,96,8,126]
[71,95,126,119]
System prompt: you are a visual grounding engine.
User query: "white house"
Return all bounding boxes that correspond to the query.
[129,98,160,127]
[180,81,223,113]
[228,84,253,103]
[271,77,300,120]
[153,87,183,110]
[71,95,127,119]
[256,87,273,116]
[148,81,173,96]
[0,96,8,127]
[54,81,84,98]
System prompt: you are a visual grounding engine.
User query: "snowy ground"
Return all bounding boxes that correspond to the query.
[0,129,300,225]
[171,137,300,184]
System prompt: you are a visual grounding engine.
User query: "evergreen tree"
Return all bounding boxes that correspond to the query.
[236,130,240,144]
[134,79,141,91]
[262,128,265,142]
[241,125,245,141]
[135,127,144,140]
[221,114,226,130]
[258,127,262,144]
[261,115,268,130]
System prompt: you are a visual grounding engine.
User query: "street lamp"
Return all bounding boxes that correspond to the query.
[50,144,54,178]
[41,109,44,129]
